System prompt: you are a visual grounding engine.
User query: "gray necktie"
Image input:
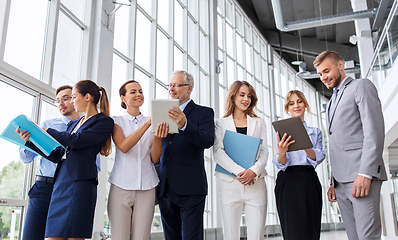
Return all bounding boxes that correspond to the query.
[328,89,339,123]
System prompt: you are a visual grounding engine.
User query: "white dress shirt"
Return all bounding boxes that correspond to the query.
[109,113,159,190]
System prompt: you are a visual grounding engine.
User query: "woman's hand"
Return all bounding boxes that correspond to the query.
[154,122,169,138]
[237,169,256,186]
[16,126,31,141]
[145,117,151,126]
[276,132,295,165]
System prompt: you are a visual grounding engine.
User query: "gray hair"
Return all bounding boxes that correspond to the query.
[171,70,194,88]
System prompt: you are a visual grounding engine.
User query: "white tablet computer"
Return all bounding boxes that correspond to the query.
[272,116,313,152]
[151,99,180,134]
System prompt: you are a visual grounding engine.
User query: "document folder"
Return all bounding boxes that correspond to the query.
[215,130,263,177]
[0,115,65,157]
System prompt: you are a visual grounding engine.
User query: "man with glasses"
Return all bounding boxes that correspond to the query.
[17,85,100,240]
[157,70,215,240]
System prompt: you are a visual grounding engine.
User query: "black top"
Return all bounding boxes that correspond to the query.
[236,127,247,135]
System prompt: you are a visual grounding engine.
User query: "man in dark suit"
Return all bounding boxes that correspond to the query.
[157,70,215,240]
[314,50,387,240]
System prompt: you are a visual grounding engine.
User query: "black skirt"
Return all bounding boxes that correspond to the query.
[274,165,322,240]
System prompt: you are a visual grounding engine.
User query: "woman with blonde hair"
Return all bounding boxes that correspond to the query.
[213,80,268,240]
[273,90,326,240]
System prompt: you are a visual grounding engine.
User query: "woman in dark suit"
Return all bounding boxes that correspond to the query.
[273,90,326,240]
[30,80,114,240]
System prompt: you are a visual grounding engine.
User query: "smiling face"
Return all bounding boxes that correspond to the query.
[287,93,306,119]
[316,57,346,89]
[56,88,75,117]
[168,73,192,105]
[234,85,252,113]
[121,82,144,109]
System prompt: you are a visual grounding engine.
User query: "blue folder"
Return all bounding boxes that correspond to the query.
[0,115,65,157]
[215,130,263,177]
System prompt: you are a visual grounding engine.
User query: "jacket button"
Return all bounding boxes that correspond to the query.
[169,141,172,144]
[329,131,332,135]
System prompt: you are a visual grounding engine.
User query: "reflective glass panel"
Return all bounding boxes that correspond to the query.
[113,4,130,56]
[61,0,86,21]
[110,54,128,117]
[156,30,169,84]
[136,11,152,72]
[174,2,184,48]
[158,0,170,33]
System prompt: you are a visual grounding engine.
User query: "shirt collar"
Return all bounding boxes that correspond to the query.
[179,99,192,112]
[62,116,72,125]
[124,112,144,122]
[335,76,349,92]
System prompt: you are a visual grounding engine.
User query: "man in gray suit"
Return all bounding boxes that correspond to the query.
[314,50,387,240]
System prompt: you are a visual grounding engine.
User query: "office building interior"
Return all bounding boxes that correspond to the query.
[0,0,398,239]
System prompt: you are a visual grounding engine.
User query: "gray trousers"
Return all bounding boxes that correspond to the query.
[335,180,383,240]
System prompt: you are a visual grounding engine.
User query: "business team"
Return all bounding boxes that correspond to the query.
[16,54,386,240]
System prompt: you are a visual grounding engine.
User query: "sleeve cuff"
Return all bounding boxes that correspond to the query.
[358,173,372,180]
[179,120,187,131]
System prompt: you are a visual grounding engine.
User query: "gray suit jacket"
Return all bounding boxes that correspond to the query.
[327,77,387,183]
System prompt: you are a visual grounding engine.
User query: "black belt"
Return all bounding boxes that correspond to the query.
[36,176,54,183]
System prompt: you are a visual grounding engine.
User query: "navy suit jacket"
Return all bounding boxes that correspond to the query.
[29,113,114,181]
[157,100,215,197]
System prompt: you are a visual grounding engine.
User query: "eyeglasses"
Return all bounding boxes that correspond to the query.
[167,83,190,89]
[54,96,72,105]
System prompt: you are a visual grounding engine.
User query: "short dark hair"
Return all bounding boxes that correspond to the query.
[313,50,343,67]
[55,85,73,95]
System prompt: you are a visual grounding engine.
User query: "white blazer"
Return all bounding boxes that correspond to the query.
[213,115,268,182]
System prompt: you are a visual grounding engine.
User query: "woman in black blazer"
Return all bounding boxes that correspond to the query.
[42,80,113,240]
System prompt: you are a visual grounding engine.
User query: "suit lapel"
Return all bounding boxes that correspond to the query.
[328,77,353,131]
[246,115,257,136]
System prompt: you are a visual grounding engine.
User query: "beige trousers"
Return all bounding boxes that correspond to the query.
[107,184,156,240]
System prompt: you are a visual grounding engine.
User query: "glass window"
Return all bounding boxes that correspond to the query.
[227,57,235,87]
[261,59,269,88]
[136,11,152,72]
[200,31,209,72]
[61,0,86,21]
[235,11,243,34]
[0,206,23,239]
[226,23,234,57]
[200,71,209,106]
[188,0,198,21]
[245,42,252,73]
[174,46,184,71]
[137,0,153,17]
[156,30,170,84]
[134,69,151,116]
[244,22,251,44]
[218,50,225,85]
[174,2,184,48]
[237,65,244,80]
[217,15,224,50]
[0,80,35,200]
[113,4,130,56]
[199,0,208,34]
[4,0,48,80]
[110,54,128,117]
[52,11,83,88]
[236,34,243,65]
[158,0,170,33]
[188,60,197,101]
[225,0,233,24]
[188,16,197,62]
[219,86,226,116]
[217,0,224,15]
[156,82,169,99]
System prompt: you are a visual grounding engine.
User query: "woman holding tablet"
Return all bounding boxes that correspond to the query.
[107,80,167,240]
[273,90,326,240]
[213,80,268,240]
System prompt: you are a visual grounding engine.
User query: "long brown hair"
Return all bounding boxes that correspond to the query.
[74,80,112,156]
[223,80,258,118]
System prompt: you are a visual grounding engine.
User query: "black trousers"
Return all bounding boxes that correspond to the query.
[275,165,322,240]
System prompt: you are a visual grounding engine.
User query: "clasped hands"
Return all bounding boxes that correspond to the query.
[237,169,256,186]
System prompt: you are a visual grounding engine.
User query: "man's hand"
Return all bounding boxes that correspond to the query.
[236,169,256,186]
[154,122,169,138]
[352,175,371,198]
[168,106,187,128]
[327,185,337,202]
[16,126,31,141]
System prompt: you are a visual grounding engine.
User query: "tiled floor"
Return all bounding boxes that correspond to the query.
[265,230,349,239]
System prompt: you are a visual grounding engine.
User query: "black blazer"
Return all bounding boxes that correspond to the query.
[157,100,215,197]
[29,113,114,181]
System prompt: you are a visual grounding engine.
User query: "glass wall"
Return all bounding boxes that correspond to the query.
[0,0,335,238]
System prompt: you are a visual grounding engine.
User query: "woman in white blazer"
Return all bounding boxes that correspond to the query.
[213,80,268,240]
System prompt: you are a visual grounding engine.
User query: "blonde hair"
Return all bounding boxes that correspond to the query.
[224,81,259,118]
[284,90,310,114]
